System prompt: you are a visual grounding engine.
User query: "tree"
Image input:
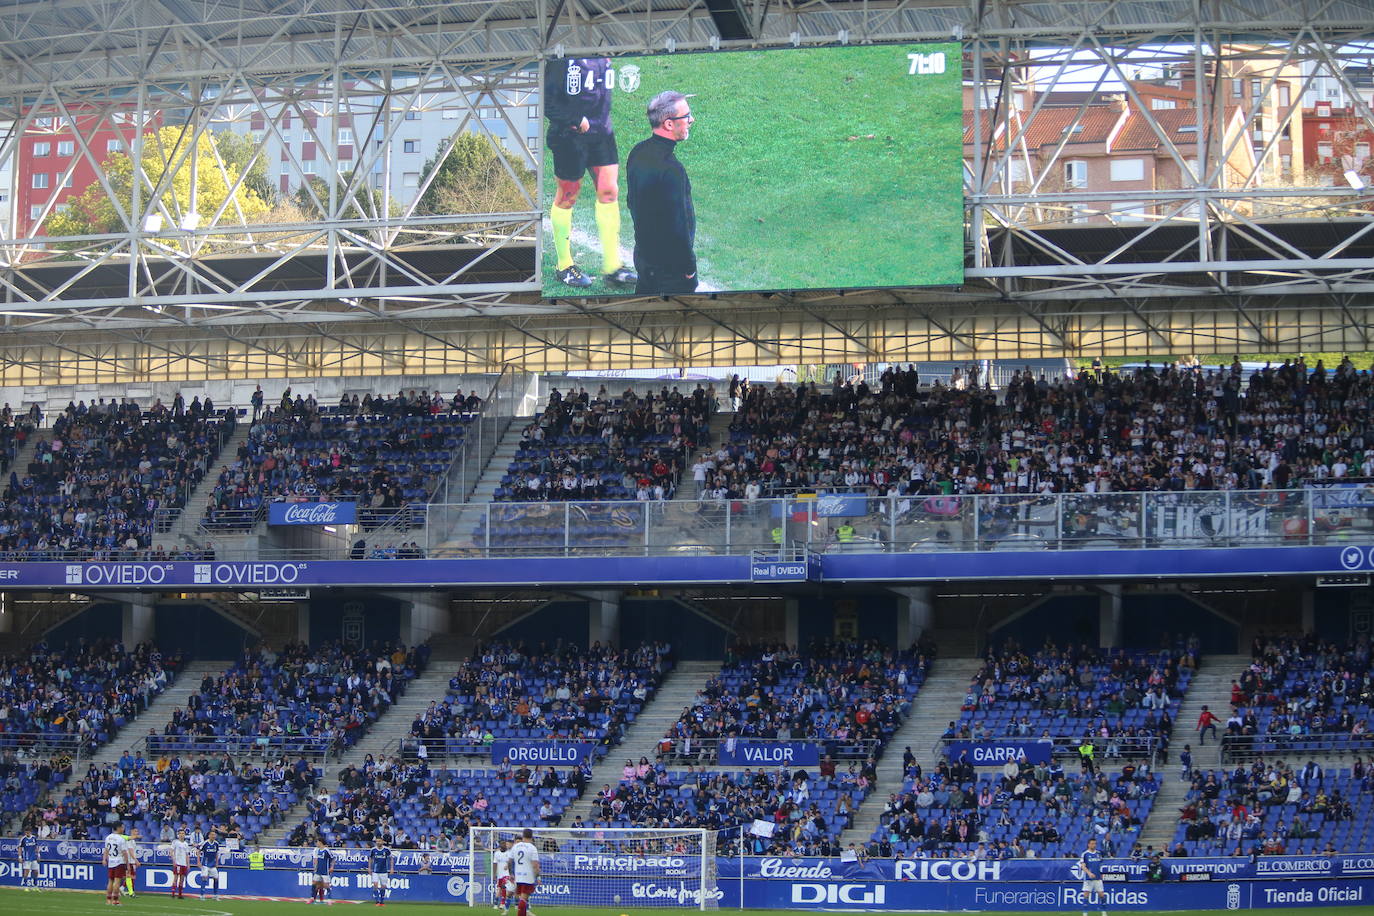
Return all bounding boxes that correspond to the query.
[415,130,535,217]
[289,175,391,221]
[213,129,276,204]
[47,125,271,242]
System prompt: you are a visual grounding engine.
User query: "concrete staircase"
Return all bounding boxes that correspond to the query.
[85,659,231,771]
[341,663,460,766]
[7,425,43,482]
[1133,762,1192,855]
[841,656,984,846]
[438,422,530,551]
[465,422,529,506]
[255,660,462,846]
[1134,653,1248,853]
[1175,654,1249,771]
[159,421,255,548]
[677,410,735,500]
[579,659,722,817]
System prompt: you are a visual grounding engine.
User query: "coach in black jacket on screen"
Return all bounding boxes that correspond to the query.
[626,90,698,296]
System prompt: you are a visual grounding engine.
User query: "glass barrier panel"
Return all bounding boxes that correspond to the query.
[978,493,1060,551]
[1059,492,1144,548]
[893,494,971,552]
[568,500,648,556]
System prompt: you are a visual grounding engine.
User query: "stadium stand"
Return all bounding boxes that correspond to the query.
[203,391,471,530]
[660,639,932,760]
[153,642,426,759]
[292,757,585,848]
[1,751,71,826]
[718,359,1374,497]
[0,398,232,559]
[0,639,181,756]
[868,758,1160,859]
[583,639,931,852]
[1167,757,1374,855]
[1225,633,1374,754]
[601,764,870,855]
[403,640,670,761]
[949,641,1195,761]
[23,751,318,844]
[493,385,713,502]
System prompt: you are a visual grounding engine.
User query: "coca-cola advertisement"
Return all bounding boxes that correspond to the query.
[268,500,358,526]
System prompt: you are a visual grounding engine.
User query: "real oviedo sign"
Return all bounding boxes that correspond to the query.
[269,501,358,526]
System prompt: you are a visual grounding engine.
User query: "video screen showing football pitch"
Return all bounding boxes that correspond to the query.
[539,43,965,298]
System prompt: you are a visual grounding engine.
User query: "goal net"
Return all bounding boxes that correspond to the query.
[467,826,718,910]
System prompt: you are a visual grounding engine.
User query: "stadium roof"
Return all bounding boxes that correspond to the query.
[0,1,1373,379]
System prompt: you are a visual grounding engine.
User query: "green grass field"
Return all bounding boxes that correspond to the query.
[540,45,965,298]
[0,890,1365,916]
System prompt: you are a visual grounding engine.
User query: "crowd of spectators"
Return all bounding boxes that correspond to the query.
[0,404,39,477]
[292,756,584,849]
[869,753,1159,859]
[949,640,1195,762]
[661,638,933,761]
[407,641,671,760]
[0,639,181,755]
[204,390,470,529]
[1224,633,1373,749]
[335,389,484,418]
[601,762,870,854]
[156,642,425,757]
[710,357,1374,500]
[497,386,713,501]
[1170,757,1374,856]
[0,397,231,558]
[1,749,72,822]
[20,749,318,844]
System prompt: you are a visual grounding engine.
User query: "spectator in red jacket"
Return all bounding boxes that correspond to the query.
[1197,705,1220,745]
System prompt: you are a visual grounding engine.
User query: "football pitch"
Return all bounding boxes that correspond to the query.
[0,890,1362,916]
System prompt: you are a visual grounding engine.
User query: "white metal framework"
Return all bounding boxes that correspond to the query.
[0,1,1372,383]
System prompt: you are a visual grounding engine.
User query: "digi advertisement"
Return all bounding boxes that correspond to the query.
[539,43,965,298]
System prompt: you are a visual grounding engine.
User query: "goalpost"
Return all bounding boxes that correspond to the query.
[467,826,718,910]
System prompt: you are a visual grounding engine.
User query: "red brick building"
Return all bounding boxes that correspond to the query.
[16,108,159,237]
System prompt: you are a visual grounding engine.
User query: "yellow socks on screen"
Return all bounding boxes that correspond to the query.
[550,204,574,270]
[594,200,623,273]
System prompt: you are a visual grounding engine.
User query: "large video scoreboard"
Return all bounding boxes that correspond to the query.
[539,43,964,298]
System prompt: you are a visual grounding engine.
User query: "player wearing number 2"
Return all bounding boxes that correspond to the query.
[544,57,637,290]
[510,828,541,916]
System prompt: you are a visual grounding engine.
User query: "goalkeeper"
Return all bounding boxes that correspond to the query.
[492,837,514,913]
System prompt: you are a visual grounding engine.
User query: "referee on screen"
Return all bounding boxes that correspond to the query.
[544,57,637,289]
[626,90,698,296]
